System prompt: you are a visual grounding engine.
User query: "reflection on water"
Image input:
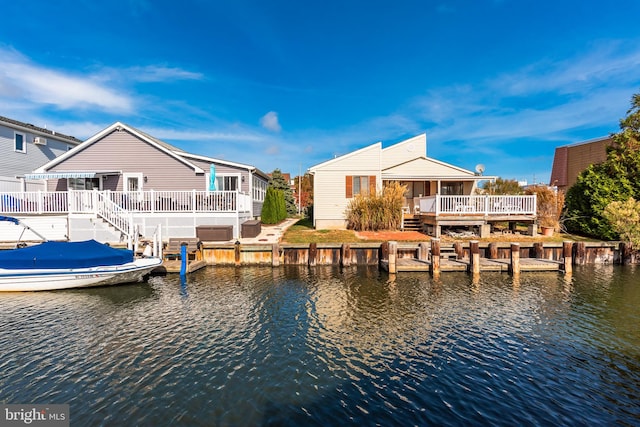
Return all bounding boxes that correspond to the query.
[0,265,639,426]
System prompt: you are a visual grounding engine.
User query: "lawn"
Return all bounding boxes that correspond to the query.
[282,218,597,244]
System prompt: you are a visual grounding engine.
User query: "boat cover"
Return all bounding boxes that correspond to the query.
[0,240,134,270]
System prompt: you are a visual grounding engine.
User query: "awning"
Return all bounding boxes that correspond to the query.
[25,172,97,180]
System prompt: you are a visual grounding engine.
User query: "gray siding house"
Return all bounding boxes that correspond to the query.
[0,122,269,243]
[0,116,82,191]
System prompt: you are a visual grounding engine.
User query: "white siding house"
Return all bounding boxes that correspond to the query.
[309,133,536,237]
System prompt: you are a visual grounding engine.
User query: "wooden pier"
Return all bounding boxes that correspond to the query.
[390,257,561,273]
[381,239,569,275]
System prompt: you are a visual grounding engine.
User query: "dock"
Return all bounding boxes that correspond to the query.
[389,257,561,273]
[381,239,570,275]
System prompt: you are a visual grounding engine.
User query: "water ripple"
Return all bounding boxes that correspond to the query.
[0,266,639,425]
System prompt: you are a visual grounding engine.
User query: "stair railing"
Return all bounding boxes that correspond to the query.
[94,191,133,243]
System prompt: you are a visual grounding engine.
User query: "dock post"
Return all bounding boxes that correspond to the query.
[180,242,187,276]
[430,238,440,276]
[470,240,480,275]
[272,243,280,267]
[510,243,520,275]
[234,240,241,266]
[563,241,573,274]
[533,242,544,259]
[575,242,586,265]
[309,243,317,267]
[488,242,498,259]
[620,242,631,265]
[453,242,464,260]
[388,241,397,274]
[418,242,429,262]
[341,244,351,267]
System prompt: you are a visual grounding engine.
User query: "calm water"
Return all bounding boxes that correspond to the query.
[1,265,639,426]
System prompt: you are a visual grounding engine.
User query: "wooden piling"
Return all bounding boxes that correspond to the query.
[470,240,480,275]
[574,242,586,265]
[454,242,464,260]
[620,242,631,265]
[388,241,397,274]
[418,242,429,262]
[488,242,498,259]
[533,242,544,260]
[563,241,573,274]
[272,243,280,267]
[430,238,440,275]
[341,244,351,267]
[234,240,241,266]
[309,242,317,267]
[510,243,520,275]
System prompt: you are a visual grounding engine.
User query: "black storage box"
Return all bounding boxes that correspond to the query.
[196,225,233,241]
[241,220,262,238]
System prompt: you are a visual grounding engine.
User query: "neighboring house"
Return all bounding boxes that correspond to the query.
[0,122,269,242]
[309,134,537,237]
[549,136,612,192]
[0,115,82,191]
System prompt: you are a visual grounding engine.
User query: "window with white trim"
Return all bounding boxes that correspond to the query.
[215,175,239,191]
[253,177,267,201]
[14,132,26,153]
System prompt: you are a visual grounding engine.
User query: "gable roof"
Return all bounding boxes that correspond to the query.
[0,115,82,145]
[33,122,204,174]
[308,142,382,172]
[383,157,493,180]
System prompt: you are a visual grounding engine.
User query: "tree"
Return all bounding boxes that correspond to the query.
[564,92,640,239]
[481,178,523,195]
[261,187,279,224]
[269,169,297,216]
[603,198,640,248]
[293,173,313,215]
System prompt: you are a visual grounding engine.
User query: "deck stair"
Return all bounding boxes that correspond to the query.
[402,215,422,232]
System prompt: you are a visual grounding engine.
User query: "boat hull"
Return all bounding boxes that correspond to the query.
[0,257,163,292]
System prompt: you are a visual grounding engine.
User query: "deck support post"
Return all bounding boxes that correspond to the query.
[341,244,351,267]
[272,243,280,267]
[563,241,573,274]
[470,240,480,275]
[510,243,520,275]
[309,243,317,267]
[388,241,397,274]
[430,239,440,276]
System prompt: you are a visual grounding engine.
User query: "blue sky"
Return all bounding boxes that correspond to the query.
[2,0,640,183]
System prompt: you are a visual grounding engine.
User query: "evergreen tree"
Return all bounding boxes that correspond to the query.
[269,169,297,216]
[261,187,279,224]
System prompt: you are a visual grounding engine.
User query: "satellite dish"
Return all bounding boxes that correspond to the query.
[475,164,485,175]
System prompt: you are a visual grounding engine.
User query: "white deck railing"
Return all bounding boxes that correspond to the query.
[0,190,252,215]
[419,195,537,216]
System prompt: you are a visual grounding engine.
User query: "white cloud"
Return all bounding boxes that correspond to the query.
[0,47,133,112]
[260,111,282,132]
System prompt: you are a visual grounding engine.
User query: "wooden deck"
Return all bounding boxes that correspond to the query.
[156,259,207,274]
[386,257,562,273]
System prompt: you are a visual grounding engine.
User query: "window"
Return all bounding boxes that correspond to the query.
[441,182,463,195]
[215,175,239,191]
[14,132,26,153]
[346,176,376,198]
[253,177,267,201]
[68,178,100,190]
[123,172,143,193]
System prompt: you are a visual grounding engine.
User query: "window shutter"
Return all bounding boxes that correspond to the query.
[346,176,353,198]
[369,176,376,195]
